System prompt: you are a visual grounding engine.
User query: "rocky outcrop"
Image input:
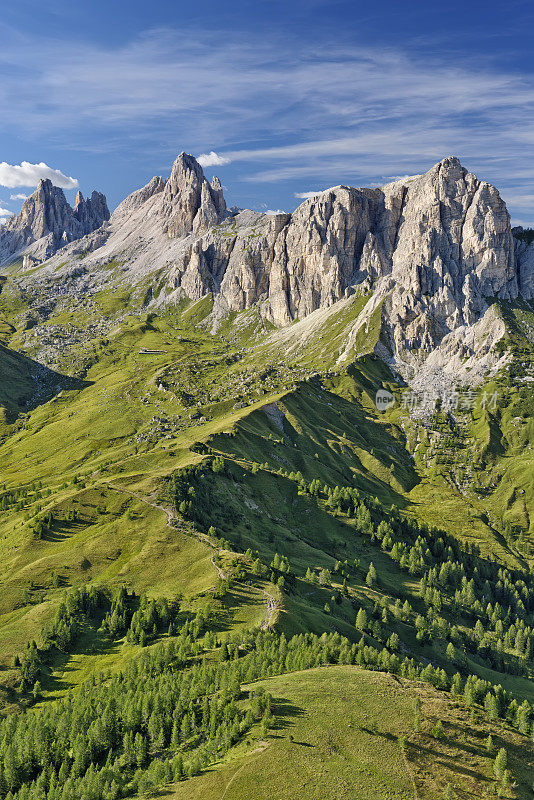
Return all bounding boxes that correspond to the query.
[0,179,109,265]
[513,229,534,298]
[162,157,519,339]
[210,176,227,217]
[39,153,531,368]
[160,153,227,238]
[114,176,166,218]
[73,190,109,234]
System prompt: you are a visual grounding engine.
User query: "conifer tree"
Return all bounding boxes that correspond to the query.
[493,747,507,780]
[366,562,377,588]
[355,608,367,630]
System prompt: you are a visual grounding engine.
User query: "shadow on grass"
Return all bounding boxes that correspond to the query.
[360,726,397,742]
[39,627,122,700]
[0,343,93,419]
[43,520,88,543]
[211,583,265,633]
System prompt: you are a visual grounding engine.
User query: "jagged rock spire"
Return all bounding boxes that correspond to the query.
[160,152,227,238]
[73,189,109,233]
[210,175,226,216]
[0,178,109,264]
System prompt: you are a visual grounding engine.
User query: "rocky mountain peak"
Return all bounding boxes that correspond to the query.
[210,175,226,217]
[72,189,110,234]
[0,179,109,266]
[27,153,534,379]
[160,152,227,238]
[113,176,166,219]
[23,179,73,240]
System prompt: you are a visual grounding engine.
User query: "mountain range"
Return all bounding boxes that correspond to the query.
[2,152,534,391]
[0,151,533,800]
[0,179,109,267]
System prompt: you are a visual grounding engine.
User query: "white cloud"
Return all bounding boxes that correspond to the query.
[501,193,534,206]
[196,151,231,168]
[0,206,11,216]
[294,190,324,199]
[0,161,78,189]
[265,209,286,215]
[10,192,28,200]
[380,174,420,185]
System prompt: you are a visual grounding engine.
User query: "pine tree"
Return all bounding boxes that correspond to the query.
[484,693,499,721]
[355,608,367,630]
[493,747,507,780]
[134,732,148,767]
[173,755,184,781]
[366,562,377,588]
[319,568,331,586]
[3,748,19,793]
[431,720,445,740]
[516,701,531,735]
[181,714,191,742]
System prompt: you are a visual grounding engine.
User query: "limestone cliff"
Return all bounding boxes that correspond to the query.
[33,153,534,373]
[0,179,109,265]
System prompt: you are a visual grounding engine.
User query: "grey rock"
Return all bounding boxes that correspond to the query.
[160,157,520,341]
[34,153,533,376]
[0,179,109,265]
[210,176,227,217]
[160,153,226,238]
[514,236,534,298]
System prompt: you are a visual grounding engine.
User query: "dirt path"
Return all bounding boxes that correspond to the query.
[259,589,279,630]
[219,743,270,800]
[107,481,277,626]
[210,554,227,580]
[219,762,247,800]
[108,482,231,582]
[107,482,177,528]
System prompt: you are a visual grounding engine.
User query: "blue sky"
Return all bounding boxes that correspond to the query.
[1,0,534,224]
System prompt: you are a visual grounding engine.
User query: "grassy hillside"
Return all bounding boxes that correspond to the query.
[162,666,533,800]
[0,283,532,800]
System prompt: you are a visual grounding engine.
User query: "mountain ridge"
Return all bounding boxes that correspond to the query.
[3,152,533,390]
[0,178,109,267]
[0,153,533,799]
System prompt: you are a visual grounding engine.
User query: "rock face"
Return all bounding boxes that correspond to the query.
[513,229,534,298]
[73,190,109,235]
[37,152,533,368]
[0,179,109,265]
[163,156,521,337]
[160,153,227,238]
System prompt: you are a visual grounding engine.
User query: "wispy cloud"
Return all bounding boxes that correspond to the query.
[0,24,533,220]
[0,206,11,216]
[0,161,78,189]
[197,151,231,168]
[10,192,28,200]
[294,190,324,199]
[501,193,534,207]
